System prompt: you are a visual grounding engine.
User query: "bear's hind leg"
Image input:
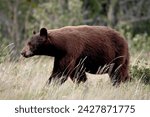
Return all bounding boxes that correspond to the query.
[109,57,130,86]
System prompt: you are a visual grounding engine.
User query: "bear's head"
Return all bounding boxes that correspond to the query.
[21,28,49,58]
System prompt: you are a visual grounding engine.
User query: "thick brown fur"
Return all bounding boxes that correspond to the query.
[21,25,130,85]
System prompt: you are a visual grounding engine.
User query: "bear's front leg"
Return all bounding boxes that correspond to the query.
[48,58,67,85]
[48,72,67,85]
[48,56,76,85]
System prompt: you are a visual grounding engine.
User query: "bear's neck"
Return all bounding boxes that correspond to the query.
[46,44,65,57]
[43,39,65,57]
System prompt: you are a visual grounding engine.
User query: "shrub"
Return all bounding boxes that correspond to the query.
[117,24,150,52]
[130,60,150,85]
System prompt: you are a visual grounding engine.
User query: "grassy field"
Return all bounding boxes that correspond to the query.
[0,55,149,100]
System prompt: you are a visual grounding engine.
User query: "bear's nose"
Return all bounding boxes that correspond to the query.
[21,51,25,56]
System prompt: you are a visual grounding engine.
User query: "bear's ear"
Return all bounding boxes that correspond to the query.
[33,31,36,35]
[40,28,48,37]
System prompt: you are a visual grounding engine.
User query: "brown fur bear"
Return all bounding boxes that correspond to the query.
[21,25,130,85]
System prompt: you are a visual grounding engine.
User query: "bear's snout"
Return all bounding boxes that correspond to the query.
[21,51,26,57]
[21,49,34,58]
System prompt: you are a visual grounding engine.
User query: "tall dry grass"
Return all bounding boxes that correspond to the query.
[0,56,149,100]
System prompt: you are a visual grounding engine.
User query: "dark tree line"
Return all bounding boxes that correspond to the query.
[0,0,150,58]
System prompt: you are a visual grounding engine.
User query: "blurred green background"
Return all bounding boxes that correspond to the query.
[0,0,150,59]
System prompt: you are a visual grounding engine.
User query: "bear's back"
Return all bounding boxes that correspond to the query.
[48,25,124,43]
[47,25,128,60]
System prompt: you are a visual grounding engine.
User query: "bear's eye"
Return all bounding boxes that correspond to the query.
[28,42,34,49]
[28,42,35,47]
[28,42,36,52]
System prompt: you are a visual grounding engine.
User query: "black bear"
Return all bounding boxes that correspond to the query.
[21,25,130,85]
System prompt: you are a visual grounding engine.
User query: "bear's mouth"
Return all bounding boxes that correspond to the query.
[21,51,34,58]
[23,54,34,58]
